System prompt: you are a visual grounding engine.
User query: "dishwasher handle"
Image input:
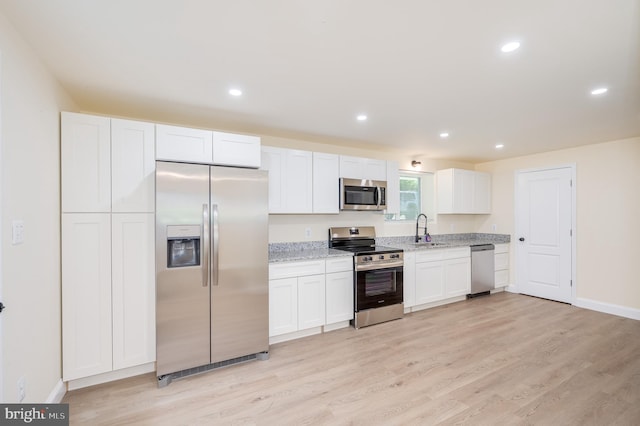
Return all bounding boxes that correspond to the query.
[470,244,495,252]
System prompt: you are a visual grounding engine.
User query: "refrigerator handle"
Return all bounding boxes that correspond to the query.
[212,204,220,286]
[202,204,210,287]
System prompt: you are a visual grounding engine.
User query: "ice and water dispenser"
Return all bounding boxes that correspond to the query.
[167,225,201,268]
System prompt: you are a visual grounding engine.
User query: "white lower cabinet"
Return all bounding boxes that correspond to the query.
[269,260,326,337]
[325,271,353,324]
[415,260,445,304]
[494,243,510,288]
[111,213,155,370]
[62,213,112,381]
[402,252,416,308]
[298,275,326,329]
[62,213,155,381]
[413,247,471,309]
[268,277,299,336]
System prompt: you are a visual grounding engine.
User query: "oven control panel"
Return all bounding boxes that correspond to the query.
[355,251,404,270]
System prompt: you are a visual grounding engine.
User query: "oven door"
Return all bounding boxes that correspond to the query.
[355,265,403,311]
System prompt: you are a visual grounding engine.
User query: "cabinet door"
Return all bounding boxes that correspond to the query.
[415,261,445,304]
[325,271,354,324]
[298,274,326,330]
[473,172,491,214]
[364,159,387,181]
[212,131,260,168]
[385,160,400,215]
[62,213,112,380]
[269,278,298,336]
[454,169,474,214]
[284,150,313,213]
[312,152,339,214]
[112,213,155,370]
[61,112,111,213]
[261,147,286,213]
[156,124,213,163]
[444,257,471,297]
[339,155,364,179]
[111,119,155,213]
[403,252,416,308]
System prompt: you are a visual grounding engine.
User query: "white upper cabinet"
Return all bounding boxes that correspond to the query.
[155,124,213,164]
[339,155,387,180]
[111,119,155,213]
[312,152,339,214]
[212,131,261,168]
[261,146,313,214]
[385,160,400,215]
[61,112,111,213]
[436,168,491,214]
[156,125,260,168]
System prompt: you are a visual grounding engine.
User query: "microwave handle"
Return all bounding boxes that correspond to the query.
[376,186,382,209]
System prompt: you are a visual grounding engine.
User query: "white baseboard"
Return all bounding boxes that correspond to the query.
[574,297,640,321]
[46,379,66,403]
[505,284,518,293]
[269,326,322,345]
[67,362,156,391]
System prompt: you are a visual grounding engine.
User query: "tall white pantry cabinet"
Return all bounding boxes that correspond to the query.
[61,112,156,382]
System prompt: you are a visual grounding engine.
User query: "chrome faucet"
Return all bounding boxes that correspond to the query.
[415,213,429,243]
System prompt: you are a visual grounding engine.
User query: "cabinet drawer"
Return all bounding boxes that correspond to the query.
[325,256,353,273]
[495,252,509,271]
[269,260,325,280]
[415,250,445,263]
[443,247,470,260]
[494,244,509,254]
[495,269,509,287]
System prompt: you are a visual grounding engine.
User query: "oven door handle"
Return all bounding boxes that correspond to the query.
[356,261,404,272]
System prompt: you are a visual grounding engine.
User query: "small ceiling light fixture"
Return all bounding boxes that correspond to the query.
[229,88,242,96]
[495,144,505,149]
[411,160,422,168]
[590,87,608,95]
[439,132,449,138]
[501,41,521,53]
[357,114,368,121]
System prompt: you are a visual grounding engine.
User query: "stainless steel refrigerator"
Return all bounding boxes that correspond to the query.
[155,161,269,383]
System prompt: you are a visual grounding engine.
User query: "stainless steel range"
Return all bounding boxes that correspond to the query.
[329,226,404,328]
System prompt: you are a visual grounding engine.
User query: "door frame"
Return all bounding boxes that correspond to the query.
[514,164,577,304]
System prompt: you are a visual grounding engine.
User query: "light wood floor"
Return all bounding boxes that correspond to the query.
[63,292,640,425]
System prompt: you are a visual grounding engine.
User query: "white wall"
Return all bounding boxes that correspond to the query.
[0,11,76,402]
[475,137,640,311]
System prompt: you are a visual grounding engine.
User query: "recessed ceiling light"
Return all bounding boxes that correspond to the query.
[501,41,520,53]
[495,144,505,149]
[590,87,608,95]
[229,89,242,96]
[439,132,449,138]
[357,114,368,121]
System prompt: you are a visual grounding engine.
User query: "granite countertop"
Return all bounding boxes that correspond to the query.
[269,233,510,263]
[268,241,353,263]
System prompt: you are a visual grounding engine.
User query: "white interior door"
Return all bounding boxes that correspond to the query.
[516,166,574,303]
[0,50,4,402]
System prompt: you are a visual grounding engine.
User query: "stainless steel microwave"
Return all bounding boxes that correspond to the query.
[340,178,387,211]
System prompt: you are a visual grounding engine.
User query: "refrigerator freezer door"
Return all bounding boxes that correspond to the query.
[156,161,211,376]
[210,166,269,363]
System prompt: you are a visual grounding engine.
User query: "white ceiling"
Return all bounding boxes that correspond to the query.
[1,0,639,163]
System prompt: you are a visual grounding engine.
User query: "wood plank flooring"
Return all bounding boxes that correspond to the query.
[62,292,640,425]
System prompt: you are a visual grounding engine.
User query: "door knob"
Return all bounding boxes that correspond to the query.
[0,302,5,313]
[519,237,525,242]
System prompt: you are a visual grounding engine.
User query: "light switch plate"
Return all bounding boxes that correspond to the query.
[12,220,24,245]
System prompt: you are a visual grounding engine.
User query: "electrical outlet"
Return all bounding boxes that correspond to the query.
[492,224,497,232]
[450,223,455,232]
[12,220,25,245]
[18,376,26,402]
[304,228,312,239]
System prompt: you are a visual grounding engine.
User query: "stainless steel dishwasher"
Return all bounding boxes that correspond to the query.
[468,244,495,297]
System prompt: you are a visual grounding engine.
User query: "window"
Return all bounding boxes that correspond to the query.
[386,171,435,222]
